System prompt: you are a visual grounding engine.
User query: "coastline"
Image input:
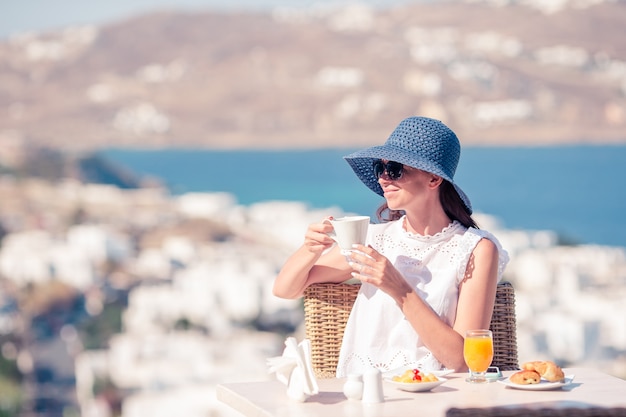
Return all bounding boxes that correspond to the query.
[100,144,626,249]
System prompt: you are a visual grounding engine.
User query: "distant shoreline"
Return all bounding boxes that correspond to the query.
[100,145,626,249]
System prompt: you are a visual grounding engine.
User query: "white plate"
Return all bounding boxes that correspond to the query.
[498,374,575,391]
[383,367,455,379]
[384,377,448,392]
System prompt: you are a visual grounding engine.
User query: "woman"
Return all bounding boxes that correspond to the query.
[273,116,509,377]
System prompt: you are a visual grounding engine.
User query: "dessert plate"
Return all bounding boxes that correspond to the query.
[383,367,455,379]
[384,377,448,392]
[498,375,575,391]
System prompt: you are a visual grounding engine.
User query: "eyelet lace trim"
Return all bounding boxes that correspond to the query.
[401,216,463,241]
[337,351,442,377]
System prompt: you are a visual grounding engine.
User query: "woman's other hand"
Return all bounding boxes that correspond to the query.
[347,244,413,302]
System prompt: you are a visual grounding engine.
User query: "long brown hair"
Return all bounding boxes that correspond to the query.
[375,179,477,229]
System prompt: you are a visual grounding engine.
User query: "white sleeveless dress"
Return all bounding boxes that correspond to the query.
[335,216,509,377]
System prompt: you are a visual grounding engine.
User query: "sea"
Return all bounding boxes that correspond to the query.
[100,145,626,249]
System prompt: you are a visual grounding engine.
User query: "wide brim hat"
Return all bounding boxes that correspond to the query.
[344,116,472,214]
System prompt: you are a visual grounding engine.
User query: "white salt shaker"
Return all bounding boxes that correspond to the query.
[343,374,363,400]
[361,369,384,404]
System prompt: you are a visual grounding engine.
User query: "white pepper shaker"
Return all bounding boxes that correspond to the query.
[361,369,384,404]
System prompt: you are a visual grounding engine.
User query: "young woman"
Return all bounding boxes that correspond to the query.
[273,116,509,377]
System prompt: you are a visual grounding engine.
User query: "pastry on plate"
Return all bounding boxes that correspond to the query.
[510,370,541,385]
[522,360,565,383]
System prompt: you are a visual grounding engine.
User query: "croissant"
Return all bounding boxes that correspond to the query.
[521,360,565,382]
[510,369,541,385]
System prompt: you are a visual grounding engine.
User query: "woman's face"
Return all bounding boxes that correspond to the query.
[375,160,437,211]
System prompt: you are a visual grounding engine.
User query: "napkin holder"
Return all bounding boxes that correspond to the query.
[267,337,319,402]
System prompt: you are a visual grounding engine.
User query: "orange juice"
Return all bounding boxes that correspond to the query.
[463,332,493,373]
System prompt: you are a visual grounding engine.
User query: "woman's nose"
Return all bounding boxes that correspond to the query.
[378,171,393,182]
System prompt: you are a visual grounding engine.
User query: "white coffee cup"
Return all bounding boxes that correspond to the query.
[328,216,370,252]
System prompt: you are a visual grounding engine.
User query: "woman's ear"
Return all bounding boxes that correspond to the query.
[429,174,443,188]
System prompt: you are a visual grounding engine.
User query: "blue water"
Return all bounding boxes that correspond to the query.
[101,145,626,248]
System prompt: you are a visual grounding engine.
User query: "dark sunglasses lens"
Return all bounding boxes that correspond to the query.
[373,160,403,180]
[387,161,403,180]
[373,160,384,179]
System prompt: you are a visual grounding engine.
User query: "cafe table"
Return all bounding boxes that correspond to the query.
[216,368,626,417]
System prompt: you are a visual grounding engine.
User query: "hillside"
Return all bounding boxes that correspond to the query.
[0,0,625,152]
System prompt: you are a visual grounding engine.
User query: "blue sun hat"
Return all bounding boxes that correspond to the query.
[344,116,472,213]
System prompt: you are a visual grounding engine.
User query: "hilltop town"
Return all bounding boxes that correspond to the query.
[0,0,625,152]
[1,175,626,416]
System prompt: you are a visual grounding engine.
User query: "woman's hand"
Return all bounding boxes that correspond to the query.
[303,217,336,256]
[347,244,413,302]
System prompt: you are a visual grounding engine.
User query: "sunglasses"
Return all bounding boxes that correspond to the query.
[373,160,404,180]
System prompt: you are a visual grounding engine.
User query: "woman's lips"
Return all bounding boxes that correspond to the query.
[383,188,398,197]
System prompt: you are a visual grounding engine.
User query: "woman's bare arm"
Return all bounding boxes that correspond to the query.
[273,219,354,299]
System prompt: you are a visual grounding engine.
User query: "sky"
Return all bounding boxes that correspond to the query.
[0,0,414,39]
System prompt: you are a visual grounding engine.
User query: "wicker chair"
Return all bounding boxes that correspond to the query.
[446,407,626,417]
[303,281,518,379]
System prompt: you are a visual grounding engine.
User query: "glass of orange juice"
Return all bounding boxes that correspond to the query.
[463,329,494,383]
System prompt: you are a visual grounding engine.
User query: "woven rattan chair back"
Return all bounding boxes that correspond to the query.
[303,281,518,379]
